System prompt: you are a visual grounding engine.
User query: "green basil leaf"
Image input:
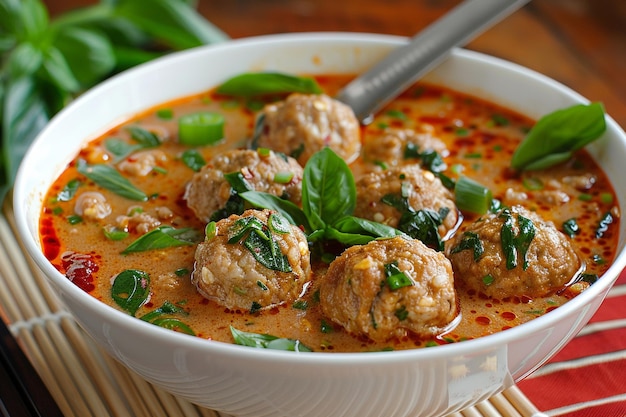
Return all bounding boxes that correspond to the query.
[11,0,48,40]
[77,160,148,201]
[302,147,356,228]
[450,231,484,261]
[511,103,606,171]
[139,300,186,322]
[150,318,195,335]
[111,269,150,316]
[230,326,312,352]
[57,178,82,202]
[114,0,229,49]
[40,46,81,93]
[216,72,323,97]
[1,75,50,200]
[7,42,43,77]
[126,125,161,146]
[122,225,200,254]
[53,26,116,86]
[333,216,406,241]
[180,149,206,172]
[240,191,311,233]
[104,137,141,162]
[323,226,374,246]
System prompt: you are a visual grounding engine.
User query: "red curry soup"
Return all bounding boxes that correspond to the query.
[39,74,620,352]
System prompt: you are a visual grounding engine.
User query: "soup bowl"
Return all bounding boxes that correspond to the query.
[14,33,626,417]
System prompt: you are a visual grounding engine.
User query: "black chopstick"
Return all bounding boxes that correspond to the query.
[0,317,64,417]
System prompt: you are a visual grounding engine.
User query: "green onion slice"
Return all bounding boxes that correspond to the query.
[178,112,225,145]
[454,176,493,215]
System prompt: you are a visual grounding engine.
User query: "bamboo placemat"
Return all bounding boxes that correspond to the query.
[0,196,544,417]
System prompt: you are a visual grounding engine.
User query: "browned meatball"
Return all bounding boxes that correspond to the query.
[354,165,459,240]
[446,205,583,299]
[184,149,303,222]
[192,209,311,312]
[319,237,458,341]
[362,126,447,170]
[255,93,361,165]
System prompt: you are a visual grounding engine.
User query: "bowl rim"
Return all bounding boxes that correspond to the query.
[13,31,626,366]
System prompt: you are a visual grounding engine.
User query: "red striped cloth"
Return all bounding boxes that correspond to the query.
[518,268,626,416]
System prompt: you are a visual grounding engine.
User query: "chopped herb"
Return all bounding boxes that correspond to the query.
[580,273,599,284]
[103,226,129,241]
[385,109,407,120]
[175,268,189,277]
[578,193,593,202]
[491,114,509,126]
[178,112,225,146]
[464,152,482,159]
[522,177,544,191]
[592,254,606,265]
[156,108,174,120]
[320,319,333,334]
[595,212,614,238]
[600,193,614,204]
[454,176,493,215]
[273,171,294,184]
[292,300,308,310]
[482,274,495,286]
[67,214,83,225]
[562,218,580,238]
[384,261,413,291]
[181,149,206,172]
[257,280,268,291]
[450,231,484,261]
[57,178,81,202]
[394,305,409,321]
[499,209,536,270]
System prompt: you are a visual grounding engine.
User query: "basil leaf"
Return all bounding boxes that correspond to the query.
[7,42,43,77]
[40,46,81,93]
[181,149,205,172]
[114,0,228,49]
[1,75,50,200]
[139,300,185,322]
[150,317,195,335]
[122,225,200,254]
[217,72,322,97]
[511,103,606,171]
[104,137,141,162]
[111,269,150,316]
[302,147,356,229]
[54,26,116,87]
[230,326,312,352]
[77,160,148,201]
[57,178,82,202]
[450,231,484,261]
[126,125,161,147]
[240,191,311,233]
[332,216,406,241]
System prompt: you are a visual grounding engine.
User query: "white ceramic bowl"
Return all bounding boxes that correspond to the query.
[14,33,626,417]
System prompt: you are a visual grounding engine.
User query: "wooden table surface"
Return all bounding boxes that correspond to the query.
[47,0,626,129]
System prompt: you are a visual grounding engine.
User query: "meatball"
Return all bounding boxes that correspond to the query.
[319,237,458,341]
[363,126,447,170]
[184,149,303,222]
[192,209,311,311]
[354,165,459,239]
[446,205,583,299]
[255,93,361,165]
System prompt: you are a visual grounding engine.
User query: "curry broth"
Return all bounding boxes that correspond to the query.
[40,75,620,352]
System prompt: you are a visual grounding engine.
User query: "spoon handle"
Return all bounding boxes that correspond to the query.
[335,0,531,123]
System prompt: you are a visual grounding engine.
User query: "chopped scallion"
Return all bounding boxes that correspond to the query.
[178,112,225,145]
[454,176,493,215]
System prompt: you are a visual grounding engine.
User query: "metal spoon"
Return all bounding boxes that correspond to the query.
[335,0,531,124]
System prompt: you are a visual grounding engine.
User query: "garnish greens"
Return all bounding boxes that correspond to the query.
[216,72,322,97]
[111,270,194,334]
[511,103,606,171]
[178,112,225,145]
[224,213,293,272]
[450,231,484,261]
[230,326,311,352]
[499,209,536,270]
[384,261,413,291]
[121,225,202,254]
[0,0,228,200]
[454,176,493,215]
[76,159,147,201]
[241,147,405,252]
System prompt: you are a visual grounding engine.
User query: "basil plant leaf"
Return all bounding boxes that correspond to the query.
[53,26,116,87]
[216,72,323,97]
[41,46,81,93]
[333,216,406,240]
[1,75,50,201]
[111,269,150,316]
[511,103,606,171]
[302,147,356,229]
[114,0,229,49]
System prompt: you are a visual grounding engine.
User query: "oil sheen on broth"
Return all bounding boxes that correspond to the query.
[39,75,620,352]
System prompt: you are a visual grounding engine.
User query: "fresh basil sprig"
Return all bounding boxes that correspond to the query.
[230,326,312,352]
[0,0,228,200]
[216,72,323,97]
[511,103,606,171]
[241,148,405,248]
